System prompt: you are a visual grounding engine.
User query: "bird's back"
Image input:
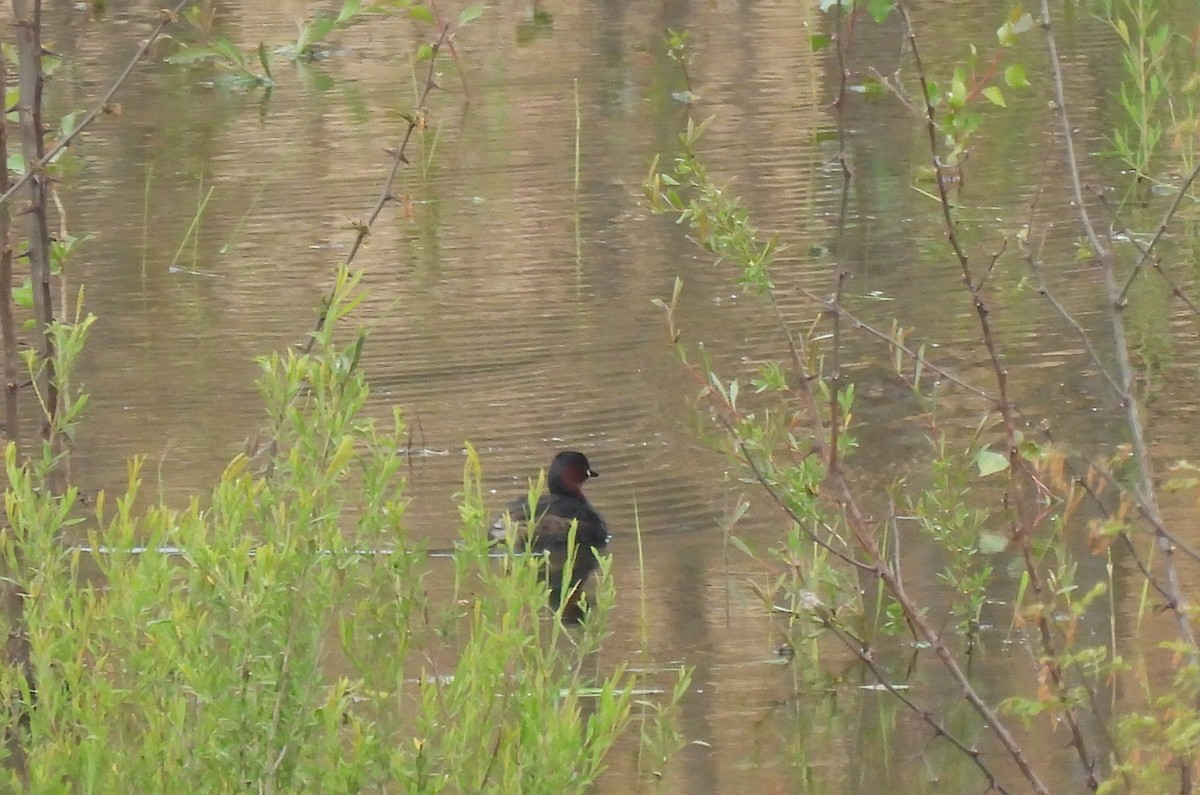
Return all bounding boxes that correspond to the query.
[491,493,609,550]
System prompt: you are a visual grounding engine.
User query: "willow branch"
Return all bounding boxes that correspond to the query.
[1114,160,1200,308]
[14,0,58,452]
[900,1,1096,786]
[0,1,191,212]
[1038,0,1197,665]
[300,25,450,354]
[0,51,18,450]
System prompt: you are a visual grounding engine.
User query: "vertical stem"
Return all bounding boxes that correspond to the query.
[0,51,19,451]
[573,77,581,196]
[13,0,58,451]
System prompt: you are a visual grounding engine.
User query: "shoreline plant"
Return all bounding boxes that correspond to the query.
[645,1,1200,792]
[0,3,688,791]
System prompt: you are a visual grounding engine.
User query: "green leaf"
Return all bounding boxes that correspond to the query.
[809,33,831,52]
[214,36,247,67]
[949,67,967,108]
[165,46,221,65]
[458,4,484,25]
[865,0,894,24]
[326,437,357,476]
[258,41,274,81]
[414,43,434,62]
[336,0,363,25]
[41,52,64,77]
[1004,63,1029,89]
[978,532,1008,554]
[997,21,1016,47]
[12,282,32,310]
[312,15,337,43]
[408,4,435,24]
[975,448,1009,477]
[997,13,1033,47]
[859,75,886,99]
[982,86,1006,107]
[57,110,83,139]
[728,534,757,560]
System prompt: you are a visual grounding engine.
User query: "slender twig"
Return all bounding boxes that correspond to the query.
[14,0,58,454]
[1019,121,1200,583]
[733,438,874,576]
[300,25,450,354]
[828,0,853,473]
[1037,0,1197,669]
[1104,161,1200,310]
[808,609,1014,795]
[0,1,192,212]
[899,1,1096,787]
[0,53,18,450]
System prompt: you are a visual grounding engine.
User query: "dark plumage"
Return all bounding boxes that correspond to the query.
[490,451,609,619]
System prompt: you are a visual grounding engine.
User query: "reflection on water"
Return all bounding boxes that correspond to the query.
[14,0,1198,791]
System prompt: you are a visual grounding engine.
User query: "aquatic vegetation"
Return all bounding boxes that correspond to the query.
[0,5,688,790]
[0,268,672,792]
[646,3,1200,793]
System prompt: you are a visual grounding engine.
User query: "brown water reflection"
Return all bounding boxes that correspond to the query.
[17,0,1200,791]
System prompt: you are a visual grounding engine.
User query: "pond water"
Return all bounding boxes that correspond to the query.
[10,0,1200,791]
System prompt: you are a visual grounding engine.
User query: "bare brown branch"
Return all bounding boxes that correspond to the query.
[300,25,452,354]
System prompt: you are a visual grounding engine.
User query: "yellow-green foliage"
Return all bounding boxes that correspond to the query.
[0,269,643,793]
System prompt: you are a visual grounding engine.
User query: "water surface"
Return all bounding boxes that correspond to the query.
[12,0,1200,791]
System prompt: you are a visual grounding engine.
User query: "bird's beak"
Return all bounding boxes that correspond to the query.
[587,468,599,479]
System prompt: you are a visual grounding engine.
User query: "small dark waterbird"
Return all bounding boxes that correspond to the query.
[489,451,610,619]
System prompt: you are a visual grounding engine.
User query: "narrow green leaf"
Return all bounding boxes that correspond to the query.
[257,42,274,81]
[213,36,246,67]
[326,437,357,476]
[336,0,363,25]
[165,46,221,65]
[312,15,337,42]
[728,534,757,560]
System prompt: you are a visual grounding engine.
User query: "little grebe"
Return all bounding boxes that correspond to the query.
[490,451,610,616]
